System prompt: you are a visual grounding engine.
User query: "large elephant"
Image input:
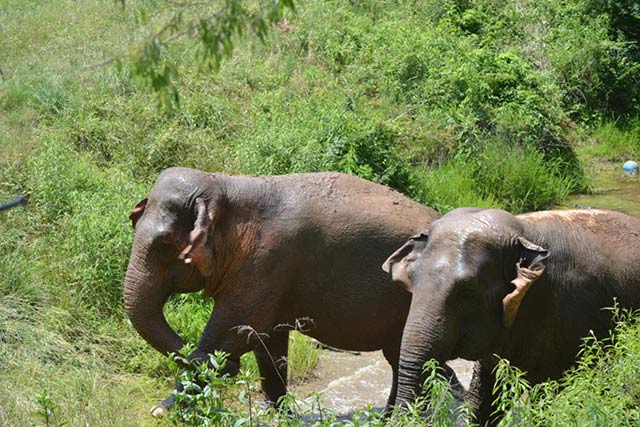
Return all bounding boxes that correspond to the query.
[123,167,441,416]
[383,208,640,425]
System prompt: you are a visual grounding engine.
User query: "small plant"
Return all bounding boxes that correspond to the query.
[492,357,535,427]
[388,360,465,427]
[234,368,256,427]
[169,349,235,427]
[420,360,460,427]
[32,391,66,427]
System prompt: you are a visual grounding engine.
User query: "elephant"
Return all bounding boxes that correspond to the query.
[383,207,640,425]
[123,167,441,416]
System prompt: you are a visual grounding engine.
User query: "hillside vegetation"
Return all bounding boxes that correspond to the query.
[1,0,639,425]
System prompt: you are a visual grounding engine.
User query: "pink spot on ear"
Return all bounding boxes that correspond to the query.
[129,198,148,229]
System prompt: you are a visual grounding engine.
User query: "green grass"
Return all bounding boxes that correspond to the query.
[577,117,640,162]
[417,141,579,213]
[491,309,640,427]
[0,0,639,425]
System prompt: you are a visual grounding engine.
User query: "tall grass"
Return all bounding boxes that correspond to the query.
[417,142,578,213]
[578,117,640,162]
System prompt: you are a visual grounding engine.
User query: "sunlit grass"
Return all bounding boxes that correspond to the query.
[578,118,640,163]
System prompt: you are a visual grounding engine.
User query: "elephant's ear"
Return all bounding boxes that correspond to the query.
[382,232,429,292]
[502,237,549,328]
[129,198,148,229]
[178,198,215,277]
[517,237,549,272]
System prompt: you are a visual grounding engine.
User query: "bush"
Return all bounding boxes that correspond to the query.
[417,141,579,213]
[491,308,640,426]
[579,117,640,161]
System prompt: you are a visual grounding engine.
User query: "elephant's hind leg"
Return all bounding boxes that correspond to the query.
[254,329,290,407]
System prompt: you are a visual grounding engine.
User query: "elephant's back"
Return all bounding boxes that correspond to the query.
[519,208,640,312]
[259,173,430,351]
[280,172,438,235]
[519,209,640,265]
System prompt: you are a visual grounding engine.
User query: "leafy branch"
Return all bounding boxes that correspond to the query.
[124,0,295,109]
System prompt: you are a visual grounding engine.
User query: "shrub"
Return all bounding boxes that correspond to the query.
[417,141,580,213]
[579,117,640,161]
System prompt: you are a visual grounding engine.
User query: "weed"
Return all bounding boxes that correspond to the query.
[169,350,237,427]
[32,391,66,427]
[578,117,640,162]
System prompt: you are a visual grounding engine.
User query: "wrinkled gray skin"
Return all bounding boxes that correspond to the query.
[124,167,442,415]
[384,208,640,425]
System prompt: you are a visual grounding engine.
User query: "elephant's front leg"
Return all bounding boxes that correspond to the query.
[466,357,499,426]
[151,302,256,418]
[253,330,289,406]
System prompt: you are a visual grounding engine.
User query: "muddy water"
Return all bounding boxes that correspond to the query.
[292,350,474,414]
[561,166,640,217]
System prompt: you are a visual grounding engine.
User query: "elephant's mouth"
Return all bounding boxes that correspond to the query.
[451,330,483,362]
[454,331,495,361]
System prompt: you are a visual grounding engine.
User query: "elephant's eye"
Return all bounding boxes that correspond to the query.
[154,230,176,244]
[151,238,180,261]
[459,288,477,302]
[456,285,482,313]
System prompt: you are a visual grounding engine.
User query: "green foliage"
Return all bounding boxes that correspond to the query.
[418,142,580,213]
[386,361,476,427]
[287,331,320,385]
[25,140,144,316]
[331,124,413,193]
[130,0,295,109]
[166,348,385,426]
[417,360,458,426]
[236,96,415,195]
[578,117,640,161]
[33,391,67,427]
[579,0,640,114]
[492,358,537,426]
[416,163,500,213]
[168,350,238,426]
[165,293,215,346]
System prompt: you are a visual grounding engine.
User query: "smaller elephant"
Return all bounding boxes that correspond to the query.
[383,208,640,425]
[123,167,442,416]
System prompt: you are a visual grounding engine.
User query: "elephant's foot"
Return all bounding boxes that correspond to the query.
[150,405,167,418]
[381,404,393,419]
[150,357,242,418]
[150,394,177,418]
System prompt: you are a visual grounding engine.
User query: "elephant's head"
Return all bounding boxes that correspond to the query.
[123,167,225,356]
[382,208,549,405]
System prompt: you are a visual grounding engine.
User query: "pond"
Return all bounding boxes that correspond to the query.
[562,165,640,217]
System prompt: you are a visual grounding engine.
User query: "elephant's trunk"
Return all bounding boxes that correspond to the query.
[123,242,185,355]
[395,300,453,407]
